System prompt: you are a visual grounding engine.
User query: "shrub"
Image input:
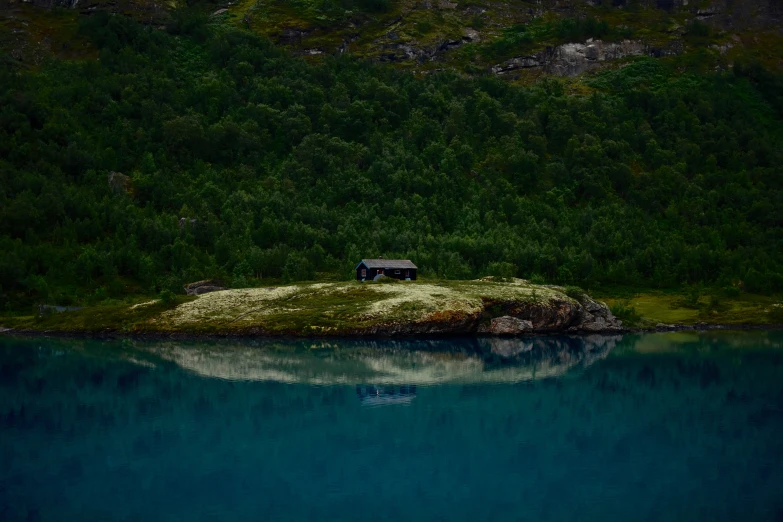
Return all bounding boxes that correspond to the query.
[564,285,587,301]
[706,294,726,312]
[768,304,783,324]
[160,289,177,306]
[282,252,315,283]
[487,262,517,281]
[556,17,610,42]
[674,287,702,309]
[530,274,547,285]
[610,302,642,326]
[686,19,711,39]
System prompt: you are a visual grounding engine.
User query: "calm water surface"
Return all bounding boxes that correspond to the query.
[1,332,783,521]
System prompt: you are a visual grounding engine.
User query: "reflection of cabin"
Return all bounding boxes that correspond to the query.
[355,258,417,281]
[356,385,417,406]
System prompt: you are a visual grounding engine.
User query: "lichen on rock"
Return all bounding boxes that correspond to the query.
[153,279,622,337]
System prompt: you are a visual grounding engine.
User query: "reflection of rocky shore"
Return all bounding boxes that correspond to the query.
[356,384,417,406]
[133,335,621,386]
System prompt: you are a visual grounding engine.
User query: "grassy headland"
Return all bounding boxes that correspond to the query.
[2,279,780,337]
[1,278,571,336]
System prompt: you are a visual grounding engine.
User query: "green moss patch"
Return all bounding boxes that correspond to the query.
[601,291,781,327]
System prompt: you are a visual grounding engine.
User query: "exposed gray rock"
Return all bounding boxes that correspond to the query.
[655,323,678,331]
[184,280,227,296]
[567,295,623,333]
[108,171,131,195]
[279,28,310,44]
[462,28,481,42]
[710,42,734,54]
[179,217,197,230]
[507,298,583,331]
[338,33,361,54]
[493,39,649,77]
[37,304,82,316]
[477,316,534,335]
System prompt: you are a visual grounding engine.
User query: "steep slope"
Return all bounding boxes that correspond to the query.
[3,0,782,74]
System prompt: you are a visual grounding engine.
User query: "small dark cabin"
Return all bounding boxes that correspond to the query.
[355,258,417,281]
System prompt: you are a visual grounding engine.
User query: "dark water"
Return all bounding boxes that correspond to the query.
[2,332,783,522]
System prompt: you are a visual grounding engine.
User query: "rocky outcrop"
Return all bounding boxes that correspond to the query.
[500,294,621,333]
[493,39,653,77]
[505,298,583,330]
[568,295,624,333]
[183,280,227,296]
[349,293,621,337]
[37,304,82,316]
[108,171,131,195]
[477,316,534,335]
[376,26,481,63]
[179,217,197,230]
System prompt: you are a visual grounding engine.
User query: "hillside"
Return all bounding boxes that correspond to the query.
[3,1,782,74]
[0,0,782,313]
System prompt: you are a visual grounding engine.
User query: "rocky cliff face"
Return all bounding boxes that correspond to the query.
[491,38,685,77]
[4,0,781,76]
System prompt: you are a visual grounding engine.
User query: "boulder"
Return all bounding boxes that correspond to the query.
[179,217,198,230]
[462,28,481,42]
[184,280,227,296]
[108,171,132,195]
[567,295,623,332]
[508,299,582,331]
[477,316,534,335]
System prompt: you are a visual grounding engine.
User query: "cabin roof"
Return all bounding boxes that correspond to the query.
[356,259,418,270]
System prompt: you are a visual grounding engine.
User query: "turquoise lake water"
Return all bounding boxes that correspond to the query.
[1,332,783,521]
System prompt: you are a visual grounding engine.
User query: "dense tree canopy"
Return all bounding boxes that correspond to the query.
[1,12,781,308]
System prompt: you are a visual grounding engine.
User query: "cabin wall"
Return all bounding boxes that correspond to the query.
[355,265,417,281]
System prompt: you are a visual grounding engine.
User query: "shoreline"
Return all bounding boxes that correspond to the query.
[2,280,779,342]
[2,322,781,342]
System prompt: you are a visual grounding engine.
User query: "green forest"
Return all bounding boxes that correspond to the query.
[1,11,782,310]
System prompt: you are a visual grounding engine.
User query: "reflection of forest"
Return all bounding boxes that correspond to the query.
[125,335,622,385]
[356,385,417,406]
